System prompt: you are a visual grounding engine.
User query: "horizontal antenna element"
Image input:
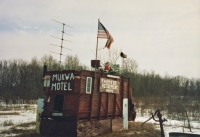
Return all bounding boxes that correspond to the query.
[50,35,72,42]
[63,31,73,36]
[50,51,68,57]
[50,44,72,50]
[51,19,74,28]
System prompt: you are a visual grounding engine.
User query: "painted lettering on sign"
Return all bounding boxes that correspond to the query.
[50,73,74,91]
[52,73,74,81]
[100,78,119,94]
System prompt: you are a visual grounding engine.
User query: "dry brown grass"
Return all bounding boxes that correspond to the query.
[1,129,40,137]
[3,120,14,126]
[16,121,36,127]
[97,122,160,137]
[0,112,20,115]
[0,104,36,111]
[1,121,41,137]
[2,121,160,137]
[14,121,41,137]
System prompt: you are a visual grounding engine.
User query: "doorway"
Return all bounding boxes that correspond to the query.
[53,95,64,112]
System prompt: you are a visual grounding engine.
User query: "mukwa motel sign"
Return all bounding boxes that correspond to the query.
[45,72,120,94]
[50,73,74,91]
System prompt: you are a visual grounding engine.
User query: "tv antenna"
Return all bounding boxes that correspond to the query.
[50,19,73,69]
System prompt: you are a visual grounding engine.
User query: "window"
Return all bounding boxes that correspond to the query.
[44,75,50,87]
[53,95,64,112]
[86,77,92,94]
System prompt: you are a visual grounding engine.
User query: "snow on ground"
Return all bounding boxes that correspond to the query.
[135,116,200,137]
[0,103,200,136]
[0,104,36,137]
[0,110,36,124]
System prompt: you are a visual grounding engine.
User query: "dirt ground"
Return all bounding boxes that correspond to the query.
[13,122,160,137]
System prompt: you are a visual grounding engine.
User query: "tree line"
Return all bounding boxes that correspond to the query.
[0,54,88,102]
[122,70,200,98]
[0,54,199,102]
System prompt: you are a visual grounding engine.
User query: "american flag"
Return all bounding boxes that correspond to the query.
[97,21,114,49]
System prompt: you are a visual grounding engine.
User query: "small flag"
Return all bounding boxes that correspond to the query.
[97,21,114,49]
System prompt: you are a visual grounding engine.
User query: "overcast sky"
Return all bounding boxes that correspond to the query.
[0,0,200,78]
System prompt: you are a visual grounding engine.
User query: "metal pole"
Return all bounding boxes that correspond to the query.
[95,19,99,79]
[59,24,65,70]
[95,37,99,72]
[95,19,100,61]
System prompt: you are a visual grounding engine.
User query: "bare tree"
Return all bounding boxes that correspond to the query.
[98,48,121,66]
[40,54,59,71]
[63,54,88,71]
[166,91,192,132]
[121,58,138,74]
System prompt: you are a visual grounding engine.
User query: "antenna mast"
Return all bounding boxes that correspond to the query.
[50,19,73,70]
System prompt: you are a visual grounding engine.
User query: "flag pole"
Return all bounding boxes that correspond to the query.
[95,37,98,60]
[95,19,100,70]
[96,19,100,61]
[94,19,100,82]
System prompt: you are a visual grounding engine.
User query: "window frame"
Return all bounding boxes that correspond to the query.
[86,77,92,94]
[44,75,51,87]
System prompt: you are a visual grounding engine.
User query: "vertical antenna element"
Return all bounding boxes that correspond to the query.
[50,19,73,70]
[59,23,64,69]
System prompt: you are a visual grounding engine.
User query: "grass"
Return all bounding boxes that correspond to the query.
[1,129,40,137]
[97,122,161,137]
[0,104,35,110]
[17,121,35,127]
[0,104,38,137]
[3,120,14,126]
[14,122,41,137]
[0,112,20,115]
[1,121,42,137]
[0,121,160,137]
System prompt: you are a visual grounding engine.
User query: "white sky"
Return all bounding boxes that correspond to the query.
[0,0,200,78]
